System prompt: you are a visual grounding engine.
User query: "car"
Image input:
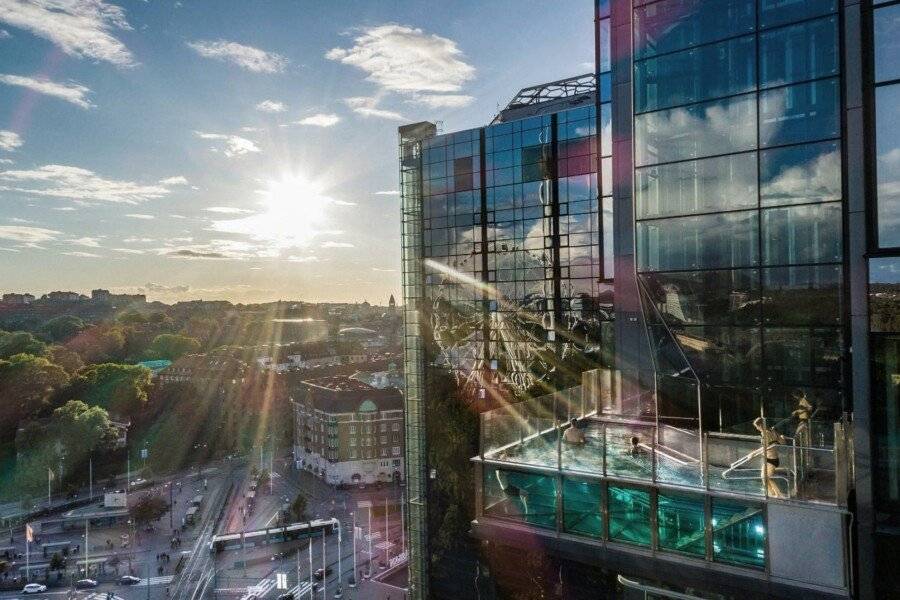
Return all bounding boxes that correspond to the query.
[120,575,141,585]
[313,567,333,580]
[276,594,294,600]
[75,579,98,589]
[23,583,47,594]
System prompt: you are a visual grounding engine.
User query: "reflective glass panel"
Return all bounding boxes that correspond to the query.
[759,0,836,30]
[483,467,558,529]
[876,85,900,248]
[640,269,760,326]
[763,327,842,388]
[636,94,756,167]
[872,335,900,513]
[875,4,900,84]
[870,258,900,333]
[635,153,758,219]
[562,478,602,537]
[759,16,839,88]
[635,35,755,113]
[679,326,761,384]
[634,0,755,60]
[763,265,841,327]
[657,492,706,556]
[760,141,841,206]
[711,499,765,568]
[637,211,759,272]
[762,202,842,265]
[759,78,840,147]
[608,486,652,546]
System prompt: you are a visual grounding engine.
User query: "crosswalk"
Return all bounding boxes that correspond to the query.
[239,577,276,600]
[83,593,125,600]
[138,575,175,586]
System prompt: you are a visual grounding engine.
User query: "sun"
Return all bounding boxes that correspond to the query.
[211,174,334,248]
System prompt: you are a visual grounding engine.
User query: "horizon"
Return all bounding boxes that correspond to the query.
[0,0,593,304]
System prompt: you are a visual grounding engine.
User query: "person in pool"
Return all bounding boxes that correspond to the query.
[563,418,586,445]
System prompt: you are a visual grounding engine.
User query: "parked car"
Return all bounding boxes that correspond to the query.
[120,575,141,585]
[313,567,332,580]
[277,594,294,600]
[23,583,47,594]
[75,579,98,589]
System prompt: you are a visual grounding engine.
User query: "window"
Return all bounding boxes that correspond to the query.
[872,335,900,513]
[870,258,900,332]
[635,94,756,166]
[762,265,841,326]
[350,438,356,447]
[640,269,760,326]
[381,448,387,457]
[637,210,759,272]
[392,422,400,432]
[759,79,839,147]
[657,492,706,556]
[759,16,838,88]
[876,85,900,248]
[634,0,755,60]
[711,499,765,568]
[483,467,557,529]
[562,478,602,538]
[392,433,399,442]
[760,141,841,206]
[379,423,386,432]
[392,446,401,456]
[762,202,842,265]
[635,35,755,113]
[635,153,757,219]
[349,425,356,434]
[608,486,651,546]
[875,3,900,83]
[380,435,387,444]
[759,0,836,30]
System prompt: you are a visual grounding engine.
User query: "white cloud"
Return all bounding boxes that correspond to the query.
[326,24,474,95]
[0,225,60,243]
[0,0,135,67]
[112,247,144,254]
[0,130,22,151]
[286,113,341,127]
[0,29,9,39]
[411,93,474,109]
[71,236,101,247]
[0,158,13,164]
[53,206,77,211]
[0,74,93,108]
[194,131,261,157]
[321,241,354,248]
[204,206,252,214]
[287,255,319,263]
[375,190,399,196]
[0,164,177,203]
[344,96,404,121]
[158,175,188,186]
[372,267,397,272]
[63,251,101,258]
[122,237,155,243]
[187,40,287,73]
[125,213,154,220]
[255,99,286,113]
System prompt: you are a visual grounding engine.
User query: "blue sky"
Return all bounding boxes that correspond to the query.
[0,0,594,304]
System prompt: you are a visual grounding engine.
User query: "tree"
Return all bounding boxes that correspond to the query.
[0,331,46,359]
[66,325,126,364]
[0,354,69,434]
[49,553,64,571]
[50,400,117,458]
[289,494,308,522]
[69,363,151,418]
[129,494,169,525]
[145,334,200,361]
[47,345,84,375]
[40,316,85,343]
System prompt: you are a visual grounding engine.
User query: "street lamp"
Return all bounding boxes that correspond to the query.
[347,512,357,589]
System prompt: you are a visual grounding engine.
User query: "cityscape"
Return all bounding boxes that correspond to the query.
[0,1,898,600]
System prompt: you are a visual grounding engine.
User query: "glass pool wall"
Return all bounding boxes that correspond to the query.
[482,464,767,570]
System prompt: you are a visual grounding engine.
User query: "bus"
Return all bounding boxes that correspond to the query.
[185,506,199,525]
[191,495,203,507]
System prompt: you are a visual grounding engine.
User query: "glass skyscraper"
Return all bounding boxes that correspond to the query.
[400,1,897,598]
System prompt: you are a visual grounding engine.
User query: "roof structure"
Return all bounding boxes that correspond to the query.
[300,376,404,414]
[493,73,596,123]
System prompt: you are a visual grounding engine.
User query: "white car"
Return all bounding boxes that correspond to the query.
[23,583,47,594]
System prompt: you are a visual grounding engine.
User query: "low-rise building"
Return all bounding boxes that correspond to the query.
[292,376,404,486]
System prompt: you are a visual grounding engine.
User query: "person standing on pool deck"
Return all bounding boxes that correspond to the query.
[753,417,787,497]
[563,418,586,445]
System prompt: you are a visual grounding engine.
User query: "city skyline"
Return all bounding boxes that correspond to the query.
[0,0,593,304]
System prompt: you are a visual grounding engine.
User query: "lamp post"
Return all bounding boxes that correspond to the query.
[334,519,343,599]
[348,512,357,588]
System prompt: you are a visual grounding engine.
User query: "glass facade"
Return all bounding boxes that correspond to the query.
[634,0,845,435]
